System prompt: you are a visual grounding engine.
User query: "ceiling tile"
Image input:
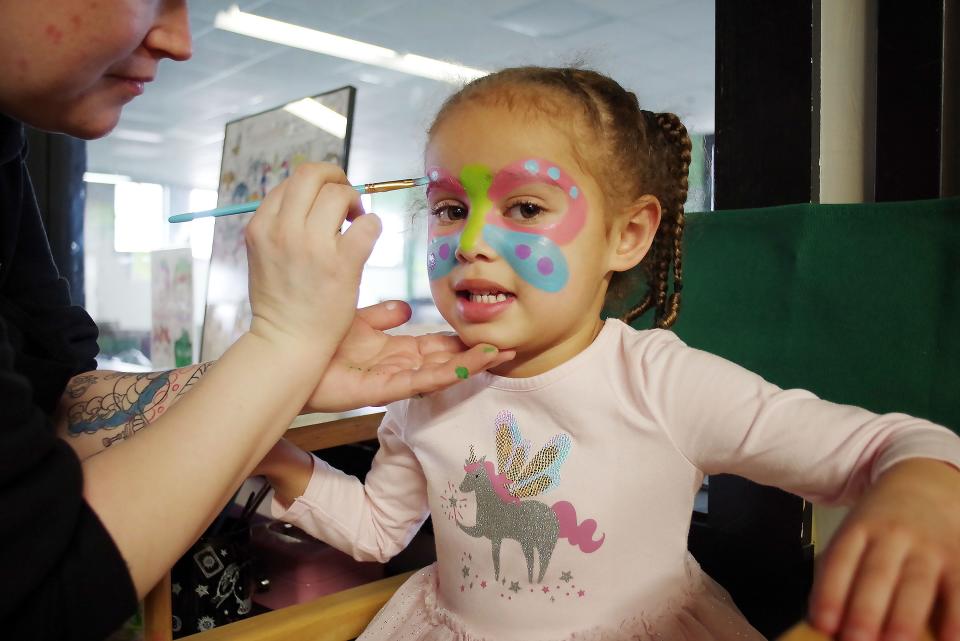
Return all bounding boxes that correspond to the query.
[493,0,614,38]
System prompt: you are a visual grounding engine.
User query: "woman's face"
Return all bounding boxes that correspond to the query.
[0,0,191,138]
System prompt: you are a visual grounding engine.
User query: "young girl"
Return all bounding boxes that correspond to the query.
[256,67,960,641]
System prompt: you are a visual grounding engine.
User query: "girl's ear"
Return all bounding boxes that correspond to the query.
[607,195,661,273]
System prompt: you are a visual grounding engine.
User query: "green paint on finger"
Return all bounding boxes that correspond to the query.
[455,366,469,380]
[483,346,496,353]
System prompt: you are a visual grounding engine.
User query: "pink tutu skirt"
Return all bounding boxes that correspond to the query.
[357,561,766,641]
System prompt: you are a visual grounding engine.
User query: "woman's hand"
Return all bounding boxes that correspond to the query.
[809,458,960,641]
[245,162,381,366]
[304,300,515,413]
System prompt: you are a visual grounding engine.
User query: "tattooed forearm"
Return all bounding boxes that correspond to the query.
[63,362,214,448]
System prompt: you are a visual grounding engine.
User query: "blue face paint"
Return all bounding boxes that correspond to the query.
[482,225,568,293]
[427,232,460,280]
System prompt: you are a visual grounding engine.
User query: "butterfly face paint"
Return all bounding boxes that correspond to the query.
[426,159,588,292]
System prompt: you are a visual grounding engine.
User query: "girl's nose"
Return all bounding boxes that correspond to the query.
[456,232,498,263]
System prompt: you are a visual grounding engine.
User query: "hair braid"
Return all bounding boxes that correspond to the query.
[651,112,691,328]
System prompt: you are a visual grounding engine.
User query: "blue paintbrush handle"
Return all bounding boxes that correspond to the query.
[168,176,429,223]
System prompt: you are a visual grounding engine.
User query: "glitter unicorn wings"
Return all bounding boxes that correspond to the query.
[493,410,571,499]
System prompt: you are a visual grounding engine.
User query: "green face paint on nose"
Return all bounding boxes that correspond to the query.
[458,164,494,253]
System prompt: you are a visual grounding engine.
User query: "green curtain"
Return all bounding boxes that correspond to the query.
[607,197,960,434]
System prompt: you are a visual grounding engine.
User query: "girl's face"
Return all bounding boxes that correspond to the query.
[425,103,622,376]
[0,0,191,139]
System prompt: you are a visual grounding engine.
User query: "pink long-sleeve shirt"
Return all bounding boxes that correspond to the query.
[275,319,960,641]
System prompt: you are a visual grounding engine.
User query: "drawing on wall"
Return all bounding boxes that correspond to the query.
[200,86,356,361]
[152,248,194,369]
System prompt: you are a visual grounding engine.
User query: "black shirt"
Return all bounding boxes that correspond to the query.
[0,116,137,640]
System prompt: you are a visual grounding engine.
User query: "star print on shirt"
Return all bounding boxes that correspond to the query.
[560,571,573,582]
[462,565,470,578]
[195,584,209,597]
[509,581,521,593]
[172,583,182,596]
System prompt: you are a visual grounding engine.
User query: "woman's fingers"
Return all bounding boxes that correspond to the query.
[338,211,381,275]
[811,526,870,635]
[355,301,413,332]
[373,343,514,403]
[278,163,350,228]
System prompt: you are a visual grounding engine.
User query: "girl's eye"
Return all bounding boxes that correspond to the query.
[431,203,468,224]
[505,201,544,222]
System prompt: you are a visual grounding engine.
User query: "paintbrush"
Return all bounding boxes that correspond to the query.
[168,176,430,223]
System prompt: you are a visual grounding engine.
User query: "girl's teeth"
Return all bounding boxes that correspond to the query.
[470,293,509,304]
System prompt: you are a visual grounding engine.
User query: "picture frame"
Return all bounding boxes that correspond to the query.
[200,86,356,361]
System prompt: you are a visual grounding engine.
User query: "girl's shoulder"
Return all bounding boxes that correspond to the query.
[604,317,688,355]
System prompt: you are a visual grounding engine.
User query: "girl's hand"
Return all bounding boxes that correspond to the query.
[304,300,515,413]
[245,162,381,365]
[809,458,960,641]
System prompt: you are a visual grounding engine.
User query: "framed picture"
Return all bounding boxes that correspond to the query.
[200,86,356,361]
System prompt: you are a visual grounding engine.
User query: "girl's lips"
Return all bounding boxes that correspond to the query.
[452,279,516,323]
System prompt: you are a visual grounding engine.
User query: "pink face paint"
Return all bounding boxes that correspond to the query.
[486,158,587,245]
[425,159,589,293]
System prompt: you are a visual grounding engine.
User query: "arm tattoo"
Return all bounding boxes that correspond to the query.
[65,362,213,448]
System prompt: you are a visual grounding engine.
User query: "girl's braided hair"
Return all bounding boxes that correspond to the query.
[428,66,692,328]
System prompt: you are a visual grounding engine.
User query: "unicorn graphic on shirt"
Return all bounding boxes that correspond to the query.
[456,410,605,583]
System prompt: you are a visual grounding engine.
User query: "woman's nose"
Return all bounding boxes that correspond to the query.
[145,0,193,62]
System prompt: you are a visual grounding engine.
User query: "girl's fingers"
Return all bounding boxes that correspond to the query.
[841,534,911,641]
[883,553,940,641]
[811,527,870,634]
[939,571,960,641]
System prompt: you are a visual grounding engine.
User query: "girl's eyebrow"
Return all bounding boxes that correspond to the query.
[489,169,569,196]
[426,175,467,198]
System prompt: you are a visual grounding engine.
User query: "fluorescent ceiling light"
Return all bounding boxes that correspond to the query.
[283,98,348,138]
[84,172,132,184]
[214,5,488,84]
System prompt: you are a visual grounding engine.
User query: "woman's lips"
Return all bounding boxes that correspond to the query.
[109,76,150,96]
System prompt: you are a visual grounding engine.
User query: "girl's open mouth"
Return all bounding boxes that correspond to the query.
[454,281,516,322]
